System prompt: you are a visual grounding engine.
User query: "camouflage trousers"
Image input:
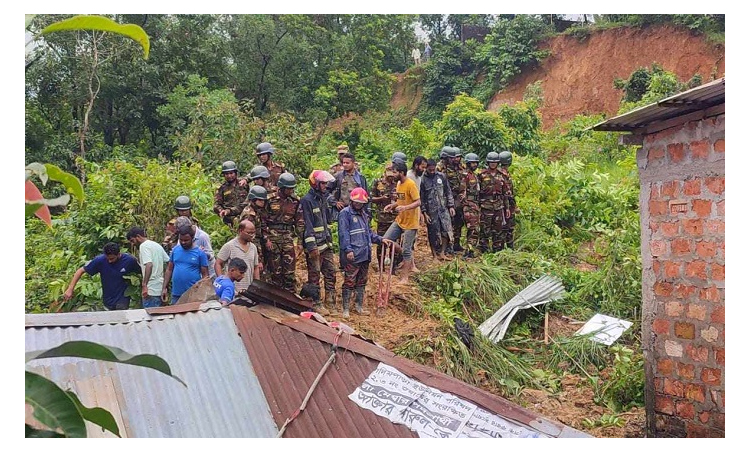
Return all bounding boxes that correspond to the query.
[304,247,337,297]
[501,215,516,250]
[451,205,464,248]
[266,235,297,292]
[221,214,239,229]
[343,261,370,289]
[479,208,506,253]
[463,203,480,252]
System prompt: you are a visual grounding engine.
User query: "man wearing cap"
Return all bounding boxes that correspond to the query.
[163,195,200,253]
[328,152,368,223]
[255,142,286,187]
[329,144,350,174]
[214,160,248,228]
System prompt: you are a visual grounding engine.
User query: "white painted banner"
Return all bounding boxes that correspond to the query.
[349,363,545,438]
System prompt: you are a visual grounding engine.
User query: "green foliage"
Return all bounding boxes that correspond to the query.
[596,345,645,411]
[615,64,697,114]
[582,414,625,429]
[41,15,150,59]
[420,40,478,117]
[436,94,511,158]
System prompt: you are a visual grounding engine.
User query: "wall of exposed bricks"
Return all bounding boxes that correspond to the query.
[637,113,724,437]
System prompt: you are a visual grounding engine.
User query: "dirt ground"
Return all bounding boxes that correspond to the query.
[294,224,645,438]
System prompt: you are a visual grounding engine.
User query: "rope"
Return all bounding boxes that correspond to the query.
[276,329,344,438]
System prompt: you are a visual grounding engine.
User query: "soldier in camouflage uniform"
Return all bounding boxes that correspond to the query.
[213,161,248,229]
[240,165,274,194]
[443,147,467,253]
[498,151,517,250]
[162,195,200,253]
[478,151,508,253]
[255,142,286,188]
[300,170,338,315]
[264,173,304,292]
[328,152,368,223]
[329,144,350,174]
[240,185,269,279]
[370,161,401,267]
[462,153,481,258]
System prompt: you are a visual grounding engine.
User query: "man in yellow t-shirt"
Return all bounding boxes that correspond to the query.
[383,160,421,283]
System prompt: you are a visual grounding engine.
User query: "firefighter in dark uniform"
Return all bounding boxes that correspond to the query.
[498,151,517,250]
[264,173,304,292]
[299,170,338,315]
[255,142,286,188]
[478,151,508,253]
[462,152,481,258]
[240,185,270,279]
[213,161,248,229]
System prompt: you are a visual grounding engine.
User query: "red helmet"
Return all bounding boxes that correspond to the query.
[308,170,335,188]
[350,187,369,203]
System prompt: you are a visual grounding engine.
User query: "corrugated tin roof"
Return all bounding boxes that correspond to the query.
[591,77,725,132]
[25,304,278,438]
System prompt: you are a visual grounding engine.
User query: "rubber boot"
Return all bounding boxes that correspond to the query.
[311,286,329,316]
[325,290,338,315]
[341,287,352,318]
[354,286,370,316]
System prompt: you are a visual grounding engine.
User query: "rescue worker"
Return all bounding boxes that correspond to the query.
[329,144,350,174]
[255,141,286,187]
[420,159,455,260]
[264,173,304,292]
[162,195,199,253]
[370,160,401,270]
[328,152,368,223]
[498,150,518,250]
[443,146,467,253]
[240,185,270,279]
[240,165,274,193]
[299,170,338,316]
[436,146,452,173]
[213,160,248,228]
[462,153,481,258]
[478,151,508,253]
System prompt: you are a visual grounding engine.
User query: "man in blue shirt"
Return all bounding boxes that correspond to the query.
[213,258,248,305]
[63,242,141,310]
[162,225,209,305]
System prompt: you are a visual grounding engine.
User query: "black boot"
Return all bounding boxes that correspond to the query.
[354,286,370,316]
[341,287,352,318]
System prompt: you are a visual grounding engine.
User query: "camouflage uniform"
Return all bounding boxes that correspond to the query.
[463,168,481,253]
[264,190,304,292]
[443,162,467,250]
[299,188,337,311]
[239,202,269,278]
[161,215,200,254]
[370,173,400,265]
[478,168,508,253]
[328,169,368,223]
[264,161,286,188]
[500,167,517,249]
[213,179,248,228]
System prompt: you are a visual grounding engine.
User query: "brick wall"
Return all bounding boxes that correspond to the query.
[637,113,724,437]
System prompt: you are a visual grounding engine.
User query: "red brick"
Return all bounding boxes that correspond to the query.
[675,322,695,339]
[710,306,724,324]
[683,179,702,196]
[650,200,668,216]
[653,319,671,335]
[687,422,710,437]
[699,411,710,423]
[664,378,684,397]
[699,286,721,303]
[716,200,725,216]
[696,241,717,259]
[655,281,674,296]
[690,140,710,159]
[677,363,695,379]
[713,139,724,153]
[715,348,724,366]
[701,368,722,386]
[649,220,659,233]
[705,177,725,195]
[654,377,664,392]
[649,146,666,162]
[665,301,684,317]
[685,261,707,279]
[656,358,673,376]
[664,261,682,278]
[687,304,707,321]
[711,390,724,409]
[655,395,674,415]
[668,143,686,163]
[675,400,695,419]
[674,284,697,299]
[650,184,660,200]
[653,260,661,275]
[661,180,678,197]
[692,199,712,218]
[711,264,724,281]
[685,384,706,402]
[660,222,680,237]
[671,238,692,255]
[687,344,709,363]
[705,220,724,235]
[650,240,668,257]
[682,219,704,236]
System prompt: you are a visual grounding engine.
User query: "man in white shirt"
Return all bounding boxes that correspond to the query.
[127,227,170,308]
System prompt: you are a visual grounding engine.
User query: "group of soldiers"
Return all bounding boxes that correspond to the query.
[166,141,517,317]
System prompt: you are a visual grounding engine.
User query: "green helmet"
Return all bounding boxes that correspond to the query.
[439,146,452,159]
[247,185,268,201]
[465,152,480,163]
[452,146,463,158]
[498,151,513,166]
[486,151,501,163]
[391,151,407,163]
[174,195,192,210]
[277,172,297,189]
[222,160,238,173]
[255,142,276,155]
[249,165,271,180]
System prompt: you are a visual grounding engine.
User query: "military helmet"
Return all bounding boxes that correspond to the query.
[221,160,238,173]
[439,146,452,159]
[391,151,407,163]
[255,142,276,155]
[336,144,350,155]
[486,151,501,163]
[248,185,268,201]
[451,146,463,158]
[277,172,297,188]
[465,152,480,163]
[174,195,192,210]
[498,151,513,166]
[249,165,271,180]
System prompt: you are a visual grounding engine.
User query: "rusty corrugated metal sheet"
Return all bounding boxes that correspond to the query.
[592,77,725,132]
[25,307,278,438]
